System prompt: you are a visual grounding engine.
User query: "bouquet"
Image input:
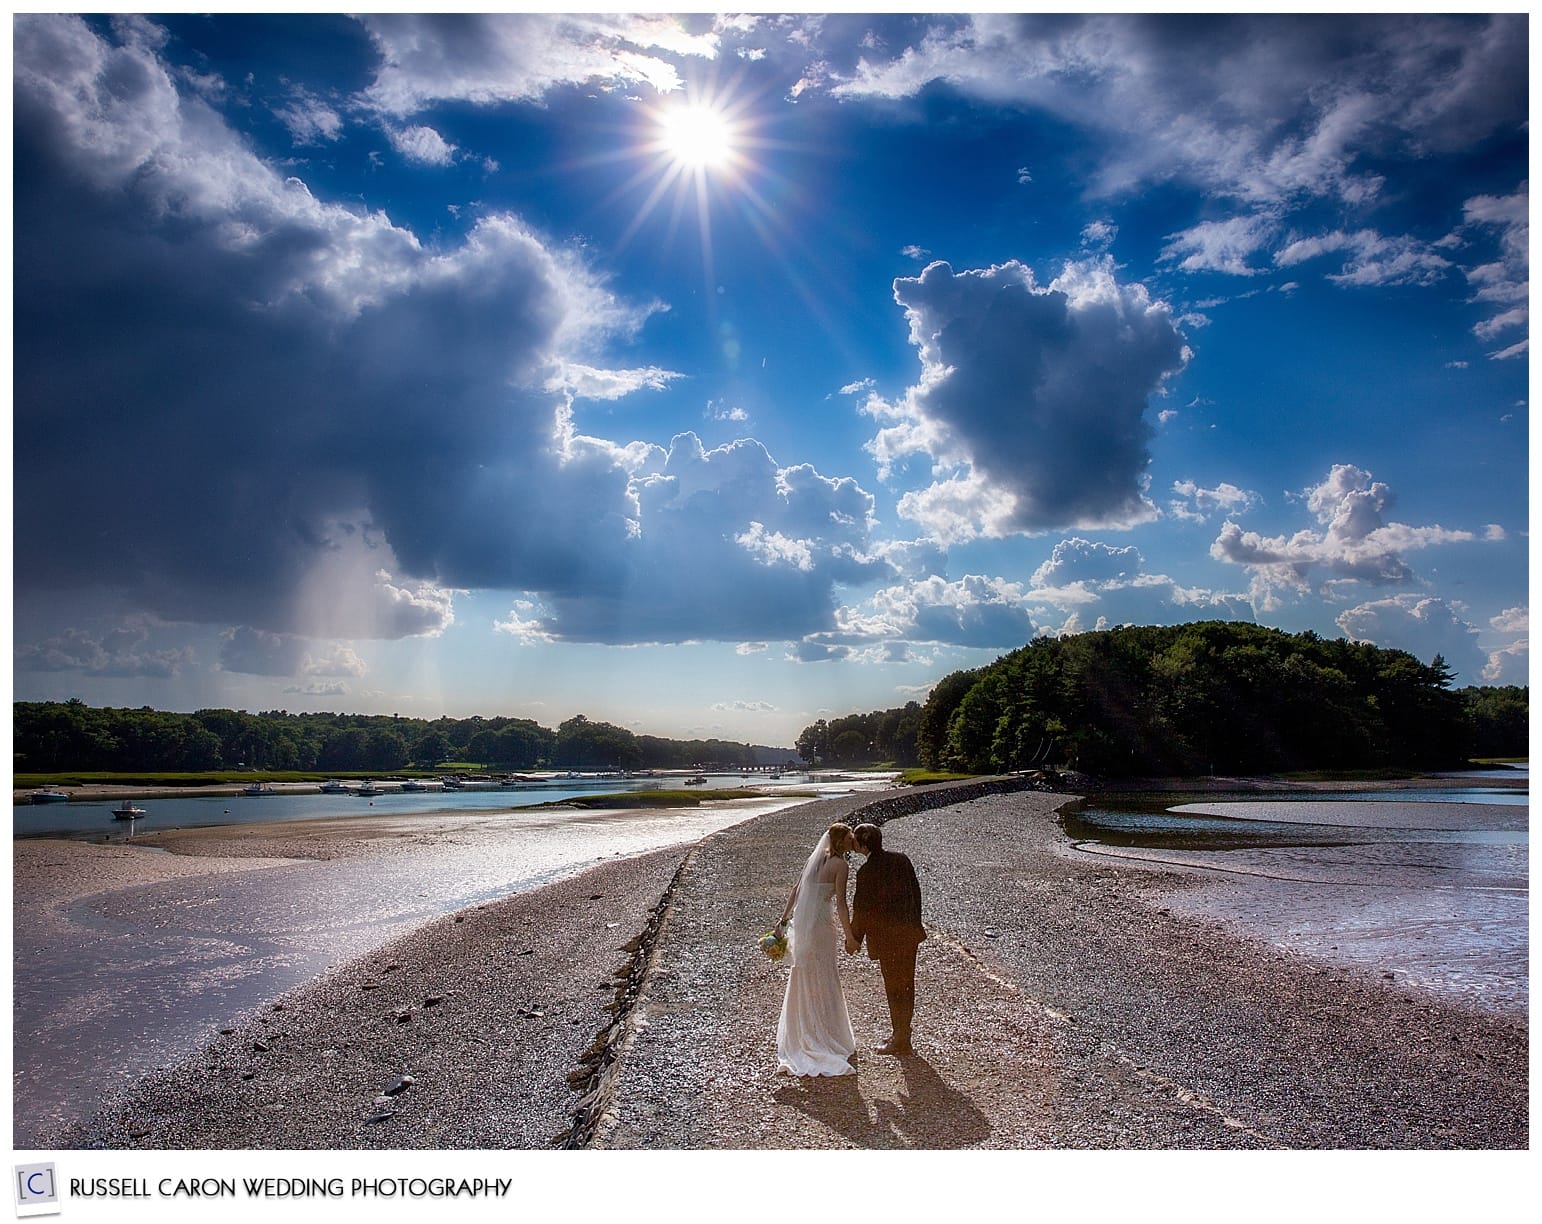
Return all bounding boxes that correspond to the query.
[758,924,788,962]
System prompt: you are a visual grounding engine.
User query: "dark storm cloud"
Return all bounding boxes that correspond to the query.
[871,259,1188,538]
[12,15,887,658]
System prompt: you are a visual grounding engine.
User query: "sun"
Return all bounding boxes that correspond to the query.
[658,103,735,171]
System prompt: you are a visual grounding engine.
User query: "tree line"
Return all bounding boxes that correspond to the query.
[797,621,1527,776]
[11,701,792,775]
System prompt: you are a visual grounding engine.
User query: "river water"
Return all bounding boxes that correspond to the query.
[12,771,838,840]
[1065,772,1529,1018]
[12,774,888,1147]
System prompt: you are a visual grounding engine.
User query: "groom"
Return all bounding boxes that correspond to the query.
[847,822,925,1056]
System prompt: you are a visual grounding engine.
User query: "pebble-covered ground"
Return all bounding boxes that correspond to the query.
[45,779,1528,1150]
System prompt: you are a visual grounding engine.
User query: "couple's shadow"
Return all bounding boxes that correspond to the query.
[772,1054,991,1149]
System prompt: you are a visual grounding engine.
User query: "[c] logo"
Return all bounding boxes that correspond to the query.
[13,1164,60,1218]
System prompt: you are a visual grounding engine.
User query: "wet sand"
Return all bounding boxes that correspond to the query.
[18,777,1528,1150]
[13,797,805,1146]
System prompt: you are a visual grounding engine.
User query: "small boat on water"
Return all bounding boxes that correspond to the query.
[441,776,463,790]
[685,775,708,786]
[30,789,71,803]
[111,801,147,821]
[400,780,427,792]
[355,782,385,797]
[243,783,277,796]
[318,779,351,794]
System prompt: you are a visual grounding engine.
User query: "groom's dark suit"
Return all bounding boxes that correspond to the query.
[851,845,925,1049]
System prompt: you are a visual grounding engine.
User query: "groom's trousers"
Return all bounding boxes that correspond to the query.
[878,946,918,1044]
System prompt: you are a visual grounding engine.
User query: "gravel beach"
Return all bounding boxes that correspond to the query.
[29,779,1529,1150]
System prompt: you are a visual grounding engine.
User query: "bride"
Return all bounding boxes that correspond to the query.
[773,823,858,1076]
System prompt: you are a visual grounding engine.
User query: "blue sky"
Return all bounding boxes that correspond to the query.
[9,12,1530,745]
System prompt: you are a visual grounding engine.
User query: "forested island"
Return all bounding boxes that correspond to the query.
[796,622,1526,777]
[10,704,792,777]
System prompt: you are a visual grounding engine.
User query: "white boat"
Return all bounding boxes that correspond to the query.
[318,779,351,794]
[243,783,276,796]
[355,783,385,797]
[111,801,147,820]
[400,780,427,792]
[30,789,70,803]
[441,776,463,790]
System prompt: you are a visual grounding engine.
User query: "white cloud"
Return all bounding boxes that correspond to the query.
[494,600,556,644]
[1489,606,1528,634]
[356,13,722,115]
[876,257,1187,539]
[1274,229,1452,287]
[1336,595,1485,681]
[387,123,458,167]
[1461,184,1528,356]
[271,90,344,145]
[1026,538,1253,627]
[1211,464,1482,602]
[1483,637,1528,685]
[1080,220,1117,249]
[1161,214,1278,276]
[736,522,815,573]
[302,646,368,678]
[1169,479,1259,523]
[548,363,681,401]
[824,15,1524,210]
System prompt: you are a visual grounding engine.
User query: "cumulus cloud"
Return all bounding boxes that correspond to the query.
[512,433,890,644]
[871,257,1188,541]
[1211,465,1482,607]
[1169,479,1259,523]
[11,16,891,659]
[1024,538,1253,628]
[386,123,458,166]
[15,625,192,678]
[1482,638,1528,685]
[1336,595,1485,680]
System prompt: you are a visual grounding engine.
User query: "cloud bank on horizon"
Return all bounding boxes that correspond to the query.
[11,13,1529,737]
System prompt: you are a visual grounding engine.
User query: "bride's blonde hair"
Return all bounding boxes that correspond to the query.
[826,824,855,856]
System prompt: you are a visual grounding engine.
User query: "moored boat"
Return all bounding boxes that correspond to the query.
[318,779,351,794]
[243,783,276,796]
[29,789,70,803]
[355,782,385,797]
[111,801,147,820]
[400,780,427,792]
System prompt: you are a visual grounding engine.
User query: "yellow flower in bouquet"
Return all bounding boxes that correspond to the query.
[758,926,788,961]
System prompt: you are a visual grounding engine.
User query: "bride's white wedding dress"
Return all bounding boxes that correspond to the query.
[776,859,857,1077]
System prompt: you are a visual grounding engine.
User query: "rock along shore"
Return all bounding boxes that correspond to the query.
[52,778,1527,1150]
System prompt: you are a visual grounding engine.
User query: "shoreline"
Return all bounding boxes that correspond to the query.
[21,776,1528,1149]
[15,762,1525,807]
